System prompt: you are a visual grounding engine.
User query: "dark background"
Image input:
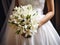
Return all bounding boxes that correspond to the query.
[0,0,60,43]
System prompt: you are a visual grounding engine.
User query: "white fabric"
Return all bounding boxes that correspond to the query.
[2,0,60,45]
[15,9,60,45]
[18,0,45,10]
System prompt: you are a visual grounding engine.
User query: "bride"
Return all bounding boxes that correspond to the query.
[1,0,60,45]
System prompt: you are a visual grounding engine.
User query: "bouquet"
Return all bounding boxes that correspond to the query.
[8,4,39,38]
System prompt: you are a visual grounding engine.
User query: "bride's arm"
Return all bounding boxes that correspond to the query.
[38,0,54,27]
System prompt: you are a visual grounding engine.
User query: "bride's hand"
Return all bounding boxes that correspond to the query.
[38,21,43,28]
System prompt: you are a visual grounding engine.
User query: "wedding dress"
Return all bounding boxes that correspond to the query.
[1,0,60,45]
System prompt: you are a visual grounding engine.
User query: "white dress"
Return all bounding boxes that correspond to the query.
[2,0,60,45]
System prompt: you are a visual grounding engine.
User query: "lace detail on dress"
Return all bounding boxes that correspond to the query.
[18,0,45,10]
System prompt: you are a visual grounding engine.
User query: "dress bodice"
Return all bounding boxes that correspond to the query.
[18,0,45,10]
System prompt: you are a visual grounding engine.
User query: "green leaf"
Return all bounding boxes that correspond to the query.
[26,15,31,20]
[15,16,18,19]
[20,14,24,18]
[27,25,31,29]
[16,30,20,34]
